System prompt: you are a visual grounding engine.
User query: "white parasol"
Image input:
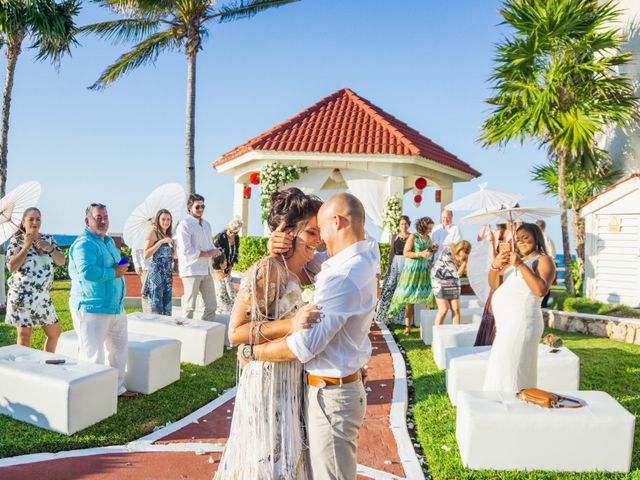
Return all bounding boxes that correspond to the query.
[467,238,492,304]
[458,207,562,226]
[123,183,185,250]
[0,181,42,244]
[445,182,523,212]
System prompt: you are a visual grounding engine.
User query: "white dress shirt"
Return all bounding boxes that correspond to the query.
[543,233,557,258]
[132,248,151,271]
[431,223,462,261]
[287,240,377,377]
[176,215,215,277]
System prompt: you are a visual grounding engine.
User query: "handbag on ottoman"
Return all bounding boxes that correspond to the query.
[516,388,584,408]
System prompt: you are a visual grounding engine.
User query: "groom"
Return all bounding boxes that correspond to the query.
[249,192,377,480]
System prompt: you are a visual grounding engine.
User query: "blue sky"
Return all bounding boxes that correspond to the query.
[6,0,562,245]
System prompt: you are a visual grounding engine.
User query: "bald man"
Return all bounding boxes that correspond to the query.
[247,193,377,480]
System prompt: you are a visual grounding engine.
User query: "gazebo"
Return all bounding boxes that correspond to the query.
[213,88,481,237]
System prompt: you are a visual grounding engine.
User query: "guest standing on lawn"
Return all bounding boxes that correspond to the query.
[68,203,136,397]
[142,209,174,316]
[6,208,66,352]
[483,223,556,392]
[388,217,436,335]
[431,240,471,326]
[176,193,221,321]
[213,253,236,314]
[431,209,462,262]
[214,219,241,275]
[374,215,411,324]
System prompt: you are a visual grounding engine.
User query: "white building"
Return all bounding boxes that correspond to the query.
[580,174,640,307]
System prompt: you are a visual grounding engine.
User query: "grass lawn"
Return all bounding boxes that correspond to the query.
[0,280,237,459]
[391,323,640,480]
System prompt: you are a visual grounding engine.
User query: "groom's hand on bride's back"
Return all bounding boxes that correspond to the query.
[268,222,294,255]
[291,304,322,332]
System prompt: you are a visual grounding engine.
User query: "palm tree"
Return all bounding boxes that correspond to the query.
[82,0,300,197]
[0,0,80,197]
[531,150,622,291]
[480,0,638,296]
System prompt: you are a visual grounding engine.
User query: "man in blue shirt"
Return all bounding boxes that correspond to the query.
[68,203,135,397]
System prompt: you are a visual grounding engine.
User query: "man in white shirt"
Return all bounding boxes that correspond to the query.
[175,193,221,321]
[249,193,377,480]
[431,209,462,261]
[131,248,151,313]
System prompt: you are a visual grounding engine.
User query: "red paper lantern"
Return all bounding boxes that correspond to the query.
[249,172,260,185]
[414,177,427,190]
[435,190,441,203]
[243,186,251,199]
[414,194,422,204]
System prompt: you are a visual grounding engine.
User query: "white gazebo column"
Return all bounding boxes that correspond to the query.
[380,176,405,243]
[439,184,453,214]
[233,182,249,237]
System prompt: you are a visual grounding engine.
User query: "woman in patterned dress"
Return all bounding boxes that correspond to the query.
[142,209,174,315]
[215,188,324,480]
[388,217,437,335]
[374,215,411,324]
[213,253,236,314]
[431,240,471,326]
[6,207,66,352]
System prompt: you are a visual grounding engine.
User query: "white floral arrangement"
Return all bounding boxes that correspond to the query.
[259,162,308,222]
[300,285,315,304]
[382,195,403,235]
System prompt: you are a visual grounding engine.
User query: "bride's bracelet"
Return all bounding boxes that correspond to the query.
[490,264,502,272]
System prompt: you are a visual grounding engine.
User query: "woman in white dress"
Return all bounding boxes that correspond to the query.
[215,188,323,480]
[483,223,556,392]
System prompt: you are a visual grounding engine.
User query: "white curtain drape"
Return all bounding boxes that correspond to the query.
[341,169,386,228]
[286,168,333,194]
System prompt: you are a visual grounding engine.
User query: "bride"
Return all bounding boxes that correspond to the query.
[483,223,556,392]
[214,188,323,480]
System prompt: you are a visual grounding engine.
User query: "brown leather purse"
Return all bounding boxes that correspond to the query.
[516,388,583,408]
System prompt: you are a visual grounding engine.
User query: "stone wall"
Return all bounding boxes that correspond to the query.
[544,310,640,345]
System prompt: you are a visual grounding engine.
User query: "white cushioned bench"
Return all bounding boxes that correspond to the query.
[128,312,226,364]
[459,295,483,309]
[447,344,580,405]
[0,344,118,434]
[56,330,181,394]
[420,307,483,346]
[432,324,480,370]
[456,390,635,472]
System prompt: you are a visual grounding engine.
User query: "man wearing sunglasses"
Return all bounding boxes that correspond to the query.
[176,193,221,321]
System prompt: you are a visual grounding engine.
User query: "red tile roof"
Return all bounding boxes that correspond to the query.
[213,88,480,177]
[579,173,640,210]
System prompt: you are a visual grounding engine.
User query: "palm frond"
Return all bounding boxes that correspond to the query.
[211,0,300,24]
[89,27,180,90]
[78,18,163,44]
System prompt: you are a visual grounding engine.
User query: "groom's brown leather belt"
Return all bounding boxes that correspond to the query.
[306,371,361,388]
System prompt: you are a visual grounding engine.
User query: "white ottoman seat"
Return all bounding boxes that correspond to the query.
[420,307,483,346]
[0,344,118,435]
[128,312,226,364]
[56,330,181,395]
[459,295,483,309]
[456,390,635,472]
[447,344,580,405]
[432,324,480,370]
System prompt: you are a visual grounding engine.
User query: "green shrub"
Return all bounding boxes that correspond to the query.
[550,291,568,310]
[236,236,269,272]
[571,260,583,296]
[378,242,390,275]
[53,248,70,280]
[563,296,603,314]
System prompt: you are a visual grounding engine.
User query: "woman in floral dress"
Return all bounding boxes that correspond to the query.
[6,207,66,352]
[213,253,236,314]
[375,215,411,324]
[142,209,174,315]
[431,240,471,326]
[388,217,436,335]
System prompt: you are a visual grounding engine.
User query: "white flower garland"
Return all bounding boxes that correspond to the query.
[382,195,403,234]
[259,162,308,221]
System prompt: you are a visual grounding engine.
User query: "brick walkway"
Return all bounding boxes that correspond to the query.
[0,324,422,480]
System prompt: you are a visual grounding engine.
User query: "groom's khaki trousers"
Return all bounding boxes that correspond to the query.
[306,380,367,480]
